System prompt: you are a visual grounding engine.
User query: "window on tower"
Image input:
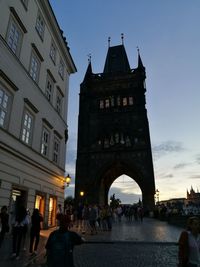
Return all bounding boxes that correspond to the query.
[99,100,104,109]
[110,96,115,107]
[105,99,110,108]
[122,97,127,106]
[129,96,134,105]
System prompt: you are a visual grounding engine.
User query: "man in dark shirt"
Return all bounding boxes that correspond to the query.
[45,214,84,267]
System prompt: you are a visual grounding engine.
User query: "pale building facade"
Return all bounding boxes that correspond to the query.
[0,0,76,228]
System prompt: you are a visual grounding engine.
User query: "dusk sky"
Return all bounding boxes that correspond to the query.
[50,0,200,203]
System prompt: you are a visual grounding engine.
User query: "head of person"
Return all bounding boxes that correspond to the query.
[32,208,40,217]
[16,205,27,223]
[187,216,200,234]
[59,214,70,232]
[1,205,8,213]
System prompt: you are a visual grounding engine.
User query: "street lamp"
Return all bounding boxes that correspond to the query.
[62,173,71,189]
[65,174,71,187]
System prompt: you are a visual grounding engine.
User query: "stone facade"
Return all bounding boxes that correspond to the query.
[0,0,76,228]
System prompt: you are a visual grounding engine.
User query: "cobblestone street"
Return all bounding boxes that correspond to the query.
[74,242,178,267]
[0,218,182,267]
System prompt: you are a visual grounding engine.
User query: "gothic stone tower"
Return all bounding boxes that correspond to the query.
[75,44,155,211]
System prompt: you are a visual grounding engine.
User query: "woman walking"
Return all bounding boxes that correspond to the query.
[29,209,43,255]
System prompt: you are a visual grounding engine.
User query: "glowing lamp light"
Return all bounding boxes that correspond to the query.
[65,174,71,187]
[80,191,84,197]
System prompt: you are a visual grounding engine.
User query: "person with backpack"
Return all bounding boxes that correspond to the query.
[45,214,84,267]
[178,216,200,267]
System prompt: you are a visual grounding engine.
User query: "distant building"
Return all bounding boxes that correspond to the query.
[0,0,76,228]
[186,187,200,205]
[159,198,185,207]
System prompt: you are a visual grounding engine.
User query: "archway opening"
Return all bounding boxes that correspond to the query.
[108,174,142,205]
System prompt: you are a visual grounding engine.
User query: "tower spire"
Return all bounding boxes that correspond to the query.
[121,33,124,45]
[83,53,93,81]
[137,46,145,69]
[87,53,91,64]
[108,37,111,48]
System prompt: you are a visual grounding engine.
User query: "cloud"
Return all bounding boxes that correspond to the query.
[66,149,76,165]
[65,133,77,176]
[173,163,189,169]
[188,175,200,179]
[109,187,141,204]
[195,154,200,164]
[162,173,174,178]
[152,141,185,160]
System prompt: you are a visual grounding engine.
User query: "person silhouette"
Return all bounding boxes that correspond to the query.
[45,214,84,267]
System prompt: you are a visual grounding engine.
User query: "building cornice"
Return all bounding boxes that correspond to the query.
[24,98,39,113]
[10,7,27,33]
[0,70,19,91]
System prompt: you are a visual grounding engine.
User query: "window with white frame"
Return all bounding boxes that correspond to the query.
[45,75,54,102]
[0,86,12,129]
[41,127,50,156]
[29,51,40,82]
[53,137,60,163]
[50,42,56,64]
[21,109,33,145]
[58,59,64,79]
[35,12,45,40]
[56,89,62,114]
[6,17,23,57]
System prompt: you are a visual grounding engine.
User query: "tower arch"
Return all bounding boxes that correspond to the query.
[108,175,142,205]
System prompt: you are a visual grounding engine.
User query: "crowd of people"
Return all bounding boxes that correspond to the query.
[62,203,144,235]
[0,202,144,258]
[1,202,200,266]
[0,205,43,260]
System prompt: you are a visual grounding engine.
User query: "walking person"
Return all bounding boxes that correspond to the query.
[29,208,43,255]
[178,216,200,267]
[11,205,27,259]
[88,204,97,235]
[81,204,90,234]
[21,209,31,251]
[56,204,63,227]
[45,214,84,267]
[105,205,112,231]
[116,205,123,222]
[0,206,9,248]
[137,206,144,222]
